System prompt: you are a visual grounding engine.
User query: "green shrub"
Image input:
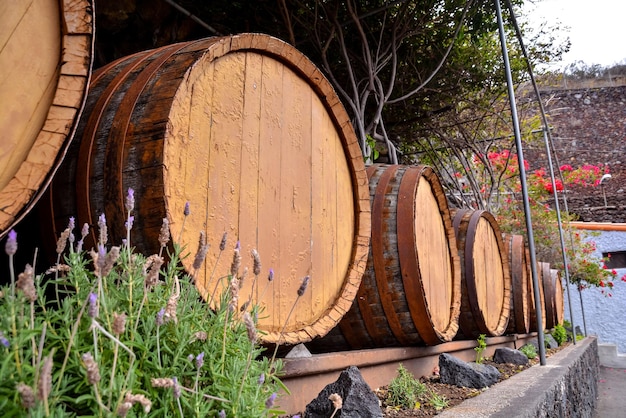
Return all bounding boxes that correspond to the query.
[551,324,567,346]
[386,364,426,409]
[519,344,537,359]
[474,334,487,364]
[1,195,284,417]
[428,390,449,411]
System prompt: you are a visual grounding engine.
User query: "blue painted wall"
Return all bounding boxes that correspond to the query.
[562,228,626,353]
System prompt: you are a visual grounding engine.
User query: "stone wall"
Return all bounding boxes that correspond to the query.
[522,85,626,221]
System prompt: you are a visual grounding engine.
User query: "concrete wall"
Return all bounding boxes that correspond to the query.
[438,337,599,418]
[564,228,626,353]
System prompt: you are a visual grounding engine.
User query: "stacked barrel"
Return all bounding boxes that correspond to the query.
[40,34,372,346]
[18,27,564,349]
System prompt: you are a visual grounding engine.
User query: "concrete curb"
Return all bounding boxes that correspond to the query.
[437,337,599,418]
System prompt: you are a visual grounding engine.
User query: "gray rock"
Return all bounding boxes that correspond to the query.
[493,347,529,365]
[528,334,558,351]
[527,338,540,351]
[304,366,382,418]
[544,333,559,349]
[285,343,312,358]
[439,353,501,389]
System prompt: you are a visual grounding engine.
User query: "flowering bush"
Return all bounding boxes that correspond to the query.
[459,149,622,293]
[0,191,285,416]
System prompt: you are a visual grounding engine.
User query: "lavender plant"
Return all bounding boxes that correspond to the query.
[0,191,284,417]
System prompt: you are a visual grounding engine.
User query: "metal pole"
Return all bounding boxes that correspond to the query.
[541,128,577,345]
[493,0,546,364]
[578,286,589,336]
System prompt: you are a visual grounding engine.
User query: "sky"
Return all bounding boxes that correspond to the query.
[522,0,626,69]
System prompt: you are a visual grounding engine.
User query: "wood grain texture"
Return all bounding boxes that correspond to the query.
[452,209,511,338]
[312,164,461,352]
[504,234,532,334]
[529,260,547,332]
[43,34,370,345]
[0,0,93,236]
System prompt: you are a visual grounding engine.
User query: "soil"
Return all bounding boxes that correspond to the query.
[376,345,568,417]
[284,344,568,417]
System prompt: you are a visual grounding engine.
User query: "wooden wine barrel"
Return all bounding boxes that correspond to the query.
[41,34,371,345]
[529,261,547,332]
[503,234,531,334]
[0,0,94,237]
[452,209,511,338]
[543,267,565,329]
[550,269,565,327]
[308,164,461,351]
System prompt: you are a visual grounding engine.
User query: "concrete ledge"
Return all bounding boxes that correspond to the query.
[438,337,599,418]
[598,343,626,368]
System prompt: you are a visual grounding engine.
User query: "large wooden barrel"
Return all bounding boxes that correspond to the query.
[0,0,94,237]
[504,234,531,334]
[309,164,461,351]
[529,261,548,332]
[41,34,371,345]
[544,267,565,329]
[452,209,511,338]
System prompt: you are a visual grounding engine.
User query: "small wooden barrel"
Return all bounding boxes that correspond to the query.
[529,261,547,332]
[0,0,94,237]
[309,164,461,351]
[42,34,371,345]
[544,268,565,329]
[452,209,511,338]
[504,234,531,334]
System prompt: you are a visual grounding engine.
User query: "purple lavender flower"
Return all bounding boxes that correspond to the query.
[81,223,89,239]
[5,230,17,256]
[258,373,265,385]
[88,292,98,318]
[195,352,204,369]
[125,216,134,231]
[184,202,190,216]
[125,188,135,213]
[156,308,165,327]
[268,268,274,282]
[68,217,75,231]
[98,213,107,245]
[187,354,195,362]
[218,410,226,418]
[172,376,181,399]
[0,332,9,348]
[96,244,106,274]
[265,392,277,409]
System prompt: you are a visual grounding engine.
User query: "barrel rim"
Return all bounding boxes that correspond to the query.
[199,34,371,344]
[454,209,512,337]
[0,0,95,238]
[506,234,531,334]
[397,165,461,344]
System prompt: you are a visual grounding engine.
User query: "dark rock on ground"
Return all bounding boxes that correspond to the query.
[528,334,559,351]
[305,366,382,418]
[438,353,500,389]
[493,347,529,365]
[544,334,559,349]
